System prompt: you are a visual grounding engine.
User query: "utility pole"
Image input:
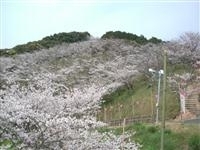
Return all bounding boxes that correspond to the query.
[149,68,163,124]
[161,50,167,150]
[156,71,161,124]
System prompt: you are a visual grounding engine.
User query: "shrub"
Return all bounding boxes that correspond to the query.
[147,125,158,133]
[101,31,162,44]
[149,37,162,44]
[0,31,90,56]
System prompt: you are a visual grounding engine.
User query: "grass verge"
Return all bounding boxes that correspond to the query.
[98,122,200,150]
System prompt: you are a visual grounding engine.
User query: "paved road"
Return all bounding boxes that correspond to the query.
[184,117,200,124]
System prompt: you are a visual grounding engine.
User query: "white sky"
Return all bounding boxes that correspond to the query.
[0,0,199,49]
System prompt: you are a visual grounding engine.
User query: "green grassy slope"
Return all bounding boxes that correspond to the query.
[98,61,198,122]
[98,75,180,122]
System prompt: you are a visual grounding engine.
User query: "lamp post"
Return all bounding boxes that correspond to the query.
[149,68,164,124]
[161,50,167,150]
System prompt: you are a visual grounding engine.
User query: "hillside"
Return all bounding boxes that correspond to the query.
[0,35,168,89]
[0,32,199,149]
[1,32,199,119]
[0,37,161,149]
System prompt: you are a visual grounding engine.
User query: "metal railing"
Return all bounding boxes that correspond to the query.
[105,115,154,126]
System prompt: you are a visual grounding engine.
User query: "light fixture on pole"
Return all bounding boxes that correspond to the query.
[149,68,164,124]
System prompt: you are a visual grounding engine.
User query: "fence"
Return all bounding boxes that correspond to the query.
[105,115,154,126]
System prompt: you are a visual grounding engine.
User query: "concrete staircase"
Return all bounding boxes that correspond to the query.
[185,84,200,116]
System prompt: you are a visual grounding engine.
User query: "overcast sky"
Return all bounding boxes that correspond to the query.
[0,0,199,49]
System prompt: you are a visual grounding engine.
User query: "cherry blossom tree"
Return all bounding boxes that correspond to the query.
[1,38,170,149]
[167,32,200,65]
[0,72,140,149]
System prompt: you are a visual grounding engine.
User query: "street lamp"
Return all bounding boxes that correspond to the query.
[149,68,164,124]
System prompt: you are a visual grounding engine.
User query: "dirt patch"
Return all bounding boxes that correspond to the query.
[174,110,196,121]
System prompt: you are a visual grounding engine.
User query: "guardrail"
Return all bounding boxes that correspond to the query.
[105,115,154,126]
